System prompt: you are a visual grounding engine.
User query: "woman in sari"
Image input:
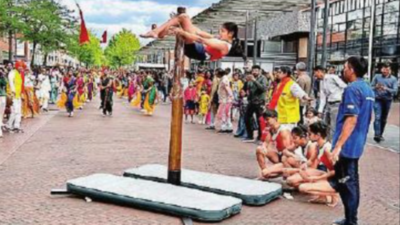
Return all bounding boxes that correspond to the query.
[143,78,157,116]
[64,72,77,117]
[22,69,39,118]
[75,73,86,109]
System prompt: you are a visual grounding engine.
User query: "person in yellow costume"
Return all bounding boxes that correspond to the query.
[22,69,39,118]
[143,77,157,116]
[268,66,311,130]
[198,90,210,124]
[6,60,26,132]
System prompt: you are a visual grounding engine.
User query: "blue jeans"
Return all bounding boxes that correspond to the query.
[373,99,392,137]
[329,157,360,225]
[235,115,248,138]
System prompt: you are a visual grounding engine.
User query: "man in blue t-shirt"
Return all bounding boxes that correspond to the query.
[329,57,374,225]
[370,62,398,143]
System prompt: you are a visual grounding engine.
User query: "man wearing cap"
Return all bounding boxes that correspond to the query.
[7,61,26,132]
[371,62,398,143]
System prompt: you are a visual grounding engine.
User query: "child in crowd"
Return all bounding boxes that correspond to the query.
[304,108,320,127]
[198,90,210,124]
[184,82,197,123]
[234,89,248,138]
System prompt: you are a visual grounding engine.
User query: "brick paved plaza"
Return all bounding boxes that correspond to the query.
[0,99,399,225]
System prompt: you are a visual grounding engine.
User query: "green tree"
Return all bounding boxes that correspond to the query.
[0,0,26,61]
[66,29,104,67]
[105,29,141,68]
[17,0,75,66]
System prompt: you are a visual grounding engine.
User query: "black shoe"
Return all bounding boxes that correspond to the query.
[234,134,241,138]
[373,136,381,143]
[380,136,385,142]
[225,130,233,134]
[206,126,215,130]
[332,218,346,225]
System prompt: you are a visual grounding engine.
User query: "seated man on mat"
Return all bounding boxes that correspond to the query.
[141,11,242,62]
[255,110,292,180]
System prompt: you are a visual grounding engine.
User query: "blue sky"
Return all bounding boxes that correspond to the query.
[60,0,220,45]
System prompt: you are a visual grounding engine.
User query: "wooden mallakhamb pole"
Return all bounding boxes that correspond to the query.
[167,34,185,185]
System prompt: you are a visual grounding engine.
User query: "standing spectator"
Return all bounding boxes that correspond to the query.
[37,69,51,112]
[371,62,398,143]
[183,82,197,123]
[161,70,169,103]
[314,66,347,140]
[7,61,26,132]
[0,68,8,138]
[329,56,374,225]
[206,69,222,130]
[296,62,312,124]
[242,65,268,142]
[50,68,61,104]
[268,66,310,131]
[216,69,234,133]
[231,71,244,119]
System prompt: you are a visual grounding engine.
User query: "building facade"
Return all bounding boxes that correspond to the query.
[316,0,400,73]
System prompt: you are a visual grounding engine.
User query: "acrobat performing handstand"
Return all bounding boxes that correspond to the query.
[141,12,242,61]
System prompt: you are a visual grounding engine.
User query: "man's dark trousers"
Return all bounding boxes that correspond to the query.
[245,103,263,140]
[373,99,392,137]
[333,157,360,225]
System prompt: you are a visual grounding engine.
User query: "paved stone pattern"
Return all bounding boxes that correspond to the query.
[0,99,399,225]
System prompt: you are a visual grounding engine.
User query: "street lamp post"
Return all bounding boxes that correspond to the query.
[321,0,330,68]
[367,0,376,82]
[253,16,258,65]
[307,0,317,75]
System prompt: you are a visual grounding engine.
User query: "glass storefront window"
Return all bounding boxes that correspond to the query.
[375,26,382,37]
[339,23,347,31]
[376,15,383,25]
[385,1,400,13]
[376,4,384,15]
[333,24,339,32]
[384,12,399,24]
[365,7,371,17]
[383,23,398,35]
[348,8,364,20]
[364,17,371,28]
[263,41,281,53]
[333,14,346,23]
[348,29,363,40]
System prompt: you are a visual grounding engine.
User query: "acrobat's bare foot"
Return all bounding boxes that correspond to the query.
[140,31,158,39]
[327,194,339,208]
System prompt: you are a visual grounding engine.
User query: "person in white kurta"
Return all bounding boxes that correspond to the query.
[37,71,52,111]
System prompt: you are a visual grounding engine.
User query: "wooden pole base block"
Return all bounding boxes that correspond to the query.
[124,164,282,206]
[66,174,242,222]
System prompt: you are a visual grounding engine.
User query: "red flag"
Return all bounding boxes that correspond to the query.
[101,31,107,43]
[77,3,89,45]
